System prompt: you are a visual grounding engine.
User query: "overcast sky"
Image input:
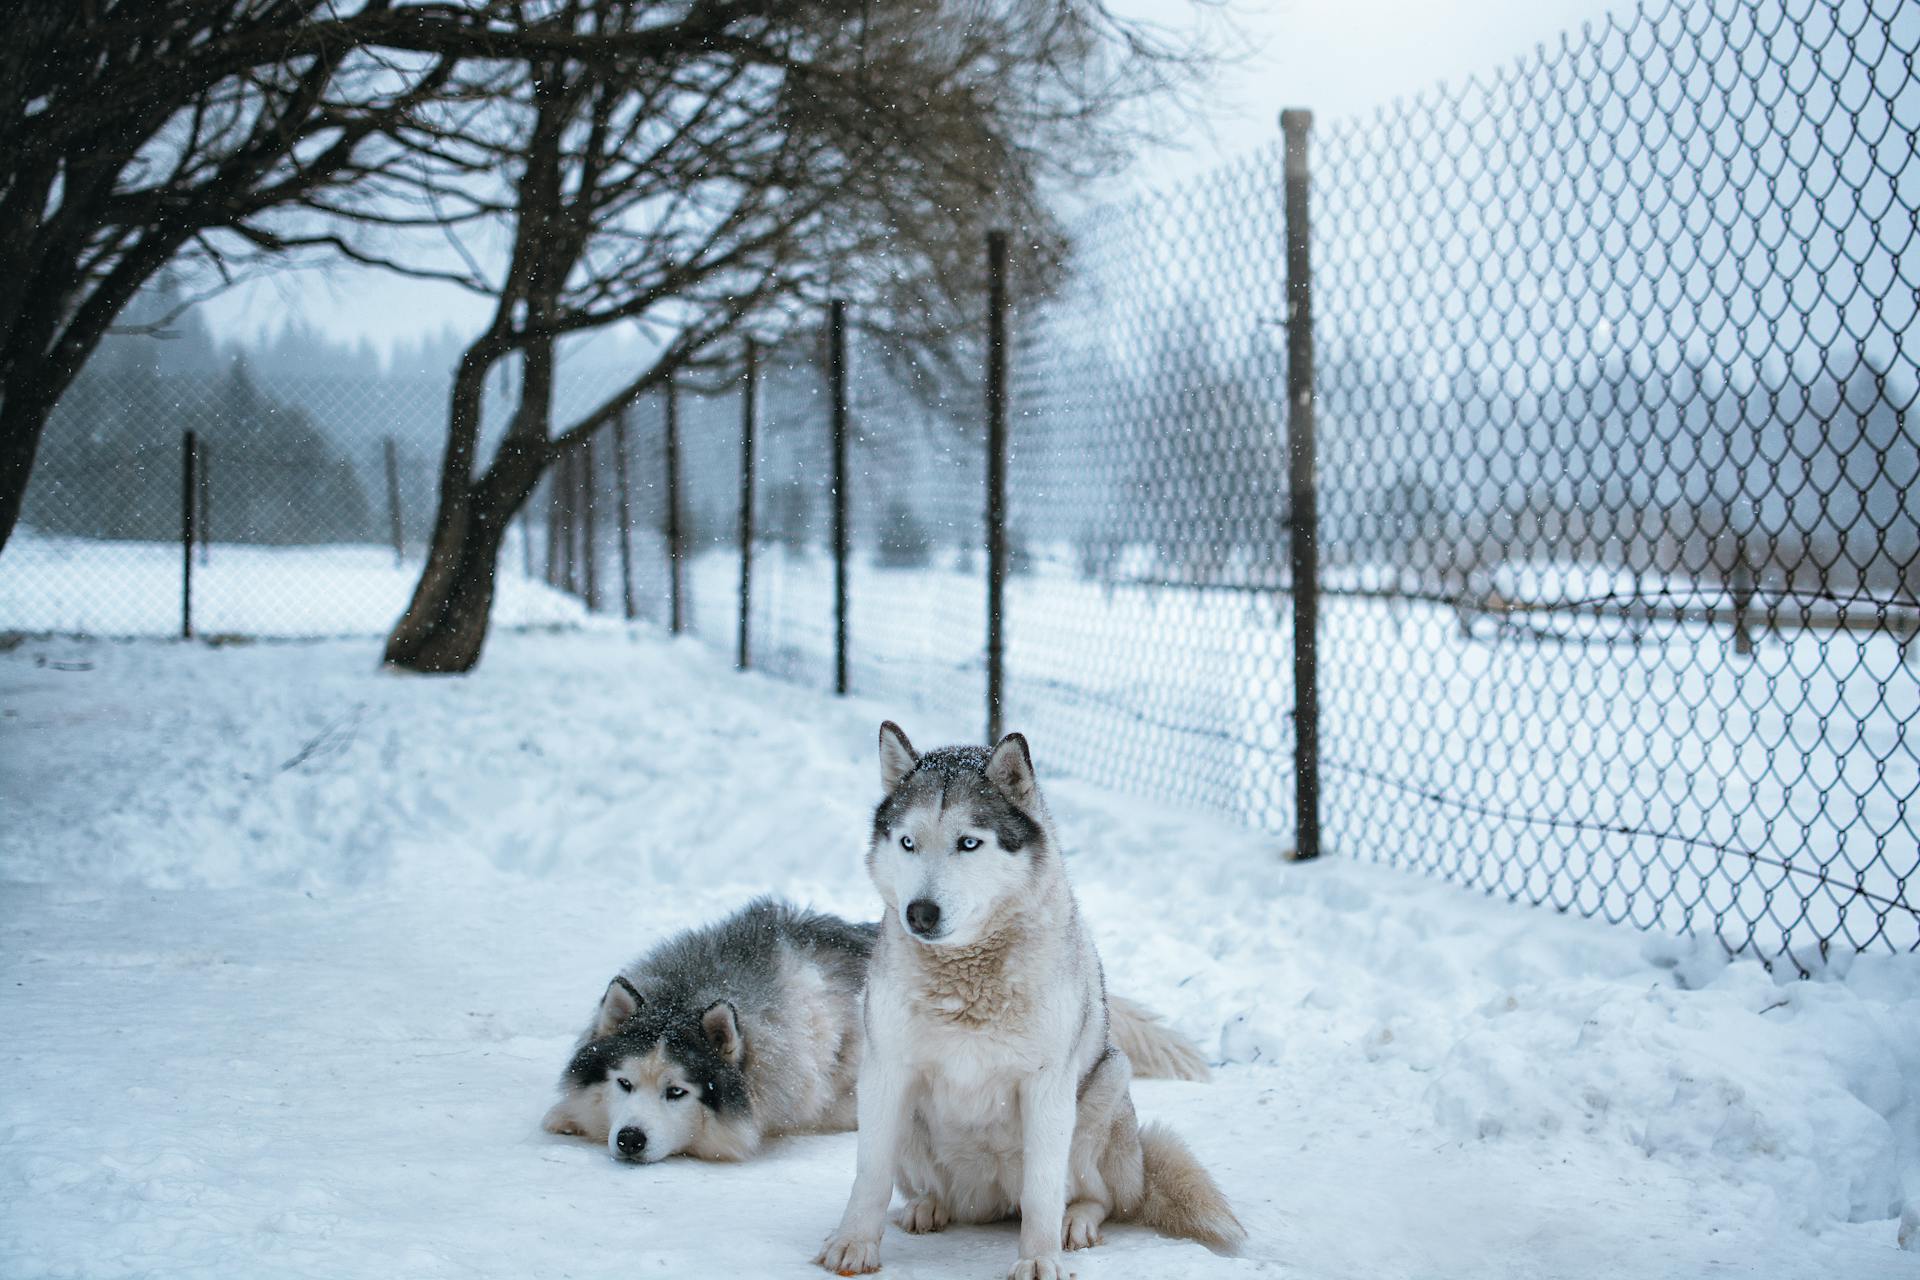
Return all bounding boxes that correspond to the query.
[202,0,1627,353]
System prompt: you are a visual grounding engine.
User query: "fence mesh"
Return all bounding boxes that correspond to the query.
[1004,144,1299,829]
[845,331,988,733]
[1311,0,1918,966]
[745,341,839,691]
[3,0,1914,966]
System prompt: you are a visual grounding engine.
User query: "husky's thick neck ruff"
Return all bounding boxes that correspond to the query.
[899,887,1063,1027]
[904,918,1026,1027]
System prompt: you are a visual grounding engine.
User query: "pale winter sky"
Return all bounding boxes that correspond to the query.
[1117,0,1628,179]
[203,0,1627,351]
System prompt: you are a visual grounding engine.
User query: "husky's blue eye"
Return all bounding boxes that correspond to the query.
[615,1077,633,1093]
[899,835,916,851]
[664,1086,688,1101]
[958,836,982,852]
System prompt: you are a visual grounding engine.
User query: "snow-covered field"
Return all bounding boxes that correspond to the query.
[7,528,1915,957]
[0,529,585,638]
[2,628,1916,1278]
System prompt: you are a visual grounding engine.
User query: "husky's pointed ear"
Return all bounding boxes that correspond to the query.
[701,1000,743,1065]
[591,975,643,1038]
[986,732,1037,808]
[878,721,919,792]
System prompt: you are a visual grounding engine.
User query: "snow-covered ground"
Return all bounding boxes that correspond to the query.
[2,628,1916,1278]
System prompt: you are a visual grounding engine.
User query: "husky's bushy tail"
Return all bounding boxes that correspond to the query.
[1131,1121,1246,1253]
[1108,995,1210,1082]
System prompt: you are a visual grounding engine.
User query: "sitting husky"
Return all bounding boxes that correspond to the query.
[542,898,1206,1165]
[816,724,1243,1279]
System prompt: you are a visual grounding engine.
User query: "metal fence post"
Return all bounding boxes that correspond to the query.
[829,299,850,695]
[665,375,684,634]
[613,403,637,621]
[1282,108,1321,862]
[180,430,196,639]
[738,339,758,670]
[383,437,404,567]
[985,230,1010,744]
[582,434,599,612]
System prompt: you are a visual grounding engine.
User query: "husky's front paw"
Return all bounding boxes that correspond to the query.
[893,1196,949,1234]
[815,1232,882,1275]
[1062,1200,1106,1250]
[1008,1254,1072,1280]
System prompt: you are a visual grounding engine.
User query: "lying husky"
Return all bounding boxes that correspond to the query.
[542,898,1206,1164]
[816,725,1243,1279]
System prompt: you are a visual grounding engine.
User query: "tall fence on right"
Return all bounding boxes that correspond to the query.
[1009,0,1917,968]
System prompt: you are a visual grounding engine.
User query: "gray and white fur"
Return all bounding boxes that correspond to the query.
[542,898,875,1163]
[815,724,1244,1280]
[542,900,1208,1167]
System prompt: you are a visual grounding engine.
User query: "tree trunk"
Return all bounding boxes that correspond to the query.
[383,318,562,672]
[382,444,550,673]
[0,377,56,554]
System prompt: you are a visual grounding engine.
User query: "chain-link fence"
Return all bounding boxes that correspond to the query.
[3,0,1914,966]
[1305,0,1919,968]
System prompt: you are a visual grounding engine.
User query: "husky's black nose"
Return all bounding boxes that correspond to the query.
[905,898,942,937]
[616,1126,647,1158]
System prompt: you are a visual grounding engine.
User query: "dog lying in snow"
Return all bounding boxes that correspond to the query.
[542,895,1208,1165]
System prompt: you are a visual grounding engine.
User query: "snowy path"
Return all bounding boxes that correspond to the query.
[1,631,1915,1278]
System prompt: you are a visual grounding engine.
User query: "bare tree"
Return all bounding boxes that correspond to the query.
[377,0,1207,671]
[0,2,454,554]
[0,0,831,556]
